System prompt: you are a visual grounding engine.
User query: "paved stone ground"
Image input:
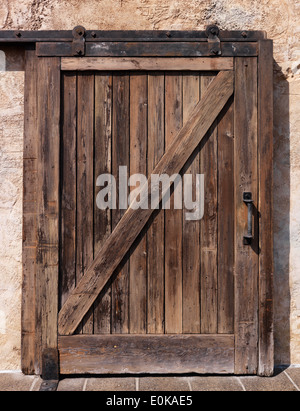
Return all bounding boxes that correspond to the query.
[0,367,299,391]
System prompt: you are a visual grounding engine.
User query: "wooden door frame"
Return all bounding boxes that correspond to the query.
[10,27,273,377]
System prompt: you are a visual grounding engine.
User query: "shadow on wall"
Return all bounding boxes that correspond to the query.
[0,45,25,71]
[273,60,291,366]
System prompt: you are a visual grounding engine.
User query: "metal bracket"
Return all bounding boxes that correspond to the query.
[205,25,221,56]
[72,25,86,56]
[39,348,59,391]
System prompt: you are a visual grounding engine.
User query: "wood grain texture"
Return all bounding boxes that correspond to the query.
[200,74,218,334]
[76,74,95,334]
[61,57,234,72]
[164,73,183,334]
[111,74,130,334]
[60,73,77,308]
[182,73,201,334]
[93,74,113,334]
[147,73,165,334]
[129,74,148,334]
[36,57,60,371]
[217,98,234,334]
[22,50,38,375]
[257,40,274,376]
[58,71,234,336]
[234,57,259,374]
[58,334,235,374]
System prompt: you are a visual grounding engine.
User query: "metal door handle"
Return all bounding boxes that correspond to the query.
[243,192,253,245]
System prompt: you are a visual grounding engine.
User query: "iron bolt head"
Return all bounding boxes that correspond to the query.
[210,48,219,55]
[206,25,220,37]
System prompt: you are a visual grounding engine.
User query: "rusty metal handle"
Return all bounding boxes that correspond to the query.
[243,192,253,245]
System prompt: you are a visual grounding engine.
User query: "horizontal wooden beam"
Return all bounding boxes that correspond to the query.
[37,42,258,57]
[61,57,234,71]
[58,71,234,336]
[0,30,266,43]
[59,334,235,374]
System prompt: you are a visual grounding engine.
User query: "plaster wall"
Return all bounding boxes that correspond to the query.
[0,0,299,369]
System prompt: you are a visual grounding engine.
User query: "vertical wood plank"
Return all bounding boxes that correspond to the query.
[234,57,259,374]
[200,74,218,334]
[60,73,77,308]
[93,74,113,334]
[129,74,148,334]
[164,73,183,334]
[217,98,234,333]
[22,50,38,374]
[36,57,60,369]
[182,73,201,334]
[147,73,165,334]
[112,73,130,334]
[258,40,274,376]
[76,74,95,334]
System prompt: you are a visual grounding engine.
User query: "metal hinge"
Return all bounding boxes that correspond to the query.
[72,25,86,56]
[205,25,221,56]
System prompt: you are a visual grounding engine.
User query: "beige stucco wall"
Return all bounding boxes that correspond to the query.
[0,0,299,370]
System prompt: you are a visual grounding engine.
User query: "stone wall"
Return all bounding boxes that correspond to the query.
[0,0,299,369]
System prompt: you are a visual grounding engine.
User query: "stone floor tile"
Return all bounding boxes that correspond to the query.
[240,369,297,391]
[30,376,43,391]
[57,378,86,391]
[189,376,243,391]
[284,367,300,390]
[0,372,36,391]
[139,377,189,391]
[85,377,136,391]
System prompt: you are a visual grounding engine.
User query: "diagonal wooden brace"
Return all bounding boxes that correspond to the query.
[58,70,234,336]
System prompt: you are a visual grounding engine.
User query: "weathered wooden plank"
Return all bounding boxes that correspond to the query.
[60,73,77,308]
[200,74,218,334]
[129,74,148,334]
[61,57,234,71]
[22,160,37,214]
[22,246,37,374]
[234,57,258,374]
[258,40,274,377]
[76,73,95,334]
[59,334,235,374]
[93,74,113,334]
[182,73,201,334]
[164,73,183,334]
[111,74,130,334]
[147,73,165,334]
[36,57,60,370]
[22,49,38,375]
[217,98,234,334]
[58,71,234,336]
[36,42,258,57]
